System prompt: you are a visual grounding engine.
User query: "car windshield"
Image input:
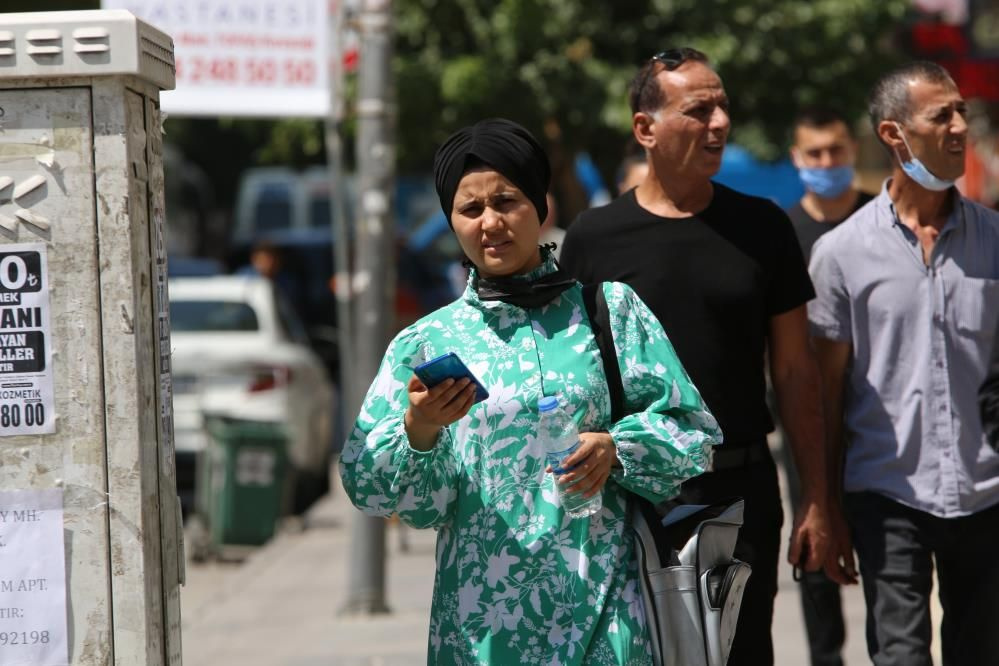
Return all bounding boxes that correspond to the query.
[170,301,259,332]
[254,183,294,233]
[309,195,331,228]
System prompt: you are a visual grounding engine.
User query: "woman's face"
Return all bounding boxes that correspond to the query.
[450,168,542,278]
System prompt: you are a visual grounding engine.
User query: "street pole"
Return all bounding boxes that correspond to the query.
[328,1,356,428]
[342,0,394,615]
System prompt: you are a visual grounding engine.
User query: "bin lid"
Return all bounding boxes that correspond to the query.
[203,414,289,442]
[0,10,174,90]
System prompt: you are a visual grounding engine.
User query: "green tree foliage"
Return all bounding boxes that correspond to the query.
[395,0,912,171]
[5,0,913,203]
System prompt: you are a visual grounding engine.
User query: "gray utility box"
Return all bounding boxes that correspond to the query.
[0,10,182,666]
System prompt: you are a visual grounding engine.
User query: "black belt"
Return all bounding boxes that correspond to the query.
[710,440,771,471]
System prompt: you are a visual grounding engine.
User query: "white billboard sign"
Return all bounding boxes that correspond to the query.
[103,0,330,117]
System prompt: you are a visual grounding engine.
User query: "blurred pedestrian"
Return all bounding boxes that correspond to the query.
[238,239,306,318]
[339,118,721,665]
[616,139,649,195]
[560,48,834,666]
[539,192,566,259]
[783,105,874,666]
[809,61,999,666]
[788,107,875,259]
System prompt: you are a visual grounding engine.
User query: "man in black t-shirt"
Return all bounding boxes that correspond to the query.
[561,49,838,666]
[783,106,872,666]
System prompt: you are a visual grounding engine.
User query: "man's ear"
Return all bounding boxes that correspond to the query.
[878,120,906,157]
[633,112,657,149]
[790,148,803,170]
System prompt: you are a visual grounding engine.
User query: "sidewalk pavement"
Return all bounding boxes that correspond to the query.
[181,464,891,665]
[181,475,435,666]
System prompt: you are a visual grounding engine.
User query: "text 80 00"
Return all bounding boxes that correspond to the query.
[0,631,50,645]
[1,403,44,428]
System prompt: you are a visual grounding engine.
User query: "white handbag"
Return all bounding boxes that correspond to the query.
[631,498,752,666]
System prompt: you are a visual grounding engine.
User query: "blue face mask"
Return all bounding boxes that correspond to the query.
[894,123,955,192]
[798,165,855,198]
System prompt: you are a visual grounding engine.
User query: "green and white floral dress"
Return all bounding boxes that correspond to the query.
[340,257,721,665]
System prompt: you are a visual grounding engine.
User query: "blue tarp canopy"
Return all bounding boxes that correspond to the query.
[714,144,804,209]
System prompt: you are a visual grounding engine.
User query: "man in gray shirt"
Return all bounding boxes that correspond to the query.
[809,61,999,666]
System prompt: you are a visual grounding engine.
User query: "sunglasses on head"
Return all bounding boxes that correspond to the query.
[635,48,708,111]
[650,48,705,70]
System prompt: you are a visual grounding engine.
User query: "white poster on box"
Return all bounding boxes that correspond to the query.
[0,243,55,437]
[0,489,67,666]
[102,0,330,117]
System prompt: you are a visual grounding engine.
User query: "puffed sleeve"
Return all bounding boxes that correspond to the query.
[603,282,722,503]
[338,326,460,529]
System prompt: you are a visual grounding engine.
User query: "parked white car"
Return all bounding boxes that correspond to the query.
[169,275,336,513]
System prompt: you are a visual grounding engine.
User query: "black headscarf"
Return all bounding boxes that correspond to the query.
[432,119,573,308]
[433,118,551,224]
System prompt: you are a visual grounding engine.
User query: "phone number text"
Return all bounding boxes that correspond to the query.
[176,57,318,86]
[0,630,51,645]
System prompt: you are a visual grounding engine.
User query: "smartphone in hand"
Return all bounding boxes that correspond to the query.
[413,352,490,404]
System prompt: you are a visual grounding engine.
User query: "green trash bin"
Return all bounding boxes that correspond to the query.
[195,415,291,553]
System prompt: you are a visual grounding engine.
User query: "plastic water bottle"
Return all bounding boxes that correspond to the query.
[537,396,602,518]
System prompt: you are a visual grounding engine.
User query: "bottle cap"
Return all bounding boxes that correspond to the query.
[538,396,559,412]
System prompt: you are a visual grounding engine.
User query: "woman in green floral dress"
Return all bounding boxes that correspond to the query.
[340,119,722,665]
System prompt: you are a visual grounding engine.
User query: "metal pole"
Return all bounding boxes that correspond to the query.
[342,0,394,615]
[328,1,356,425]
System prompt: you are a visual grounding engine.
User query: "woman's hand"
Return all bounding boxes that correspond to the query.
[404,374,476,451]
[548,432,619,498]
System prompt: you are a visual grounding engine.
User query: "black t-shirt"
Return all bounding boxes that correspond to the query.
[786,191,874,260]
[560,184,814,446]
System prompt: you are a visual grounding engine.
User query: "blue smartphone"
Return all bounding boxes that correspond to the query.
[413,352,489,404]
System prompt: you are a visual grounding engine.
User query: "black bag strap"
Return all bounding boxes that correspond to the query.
[582,283,624,423]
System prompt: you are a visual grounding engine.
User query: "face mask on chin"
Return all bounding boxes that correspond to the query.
[797,165,855,198]
[893,123,955,192]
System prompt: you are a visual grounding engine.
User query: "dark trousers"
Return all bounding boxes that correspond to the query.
[677,454,783,666]
[796,569,845,666]
[844,491,999,666]
[782,439,845,666]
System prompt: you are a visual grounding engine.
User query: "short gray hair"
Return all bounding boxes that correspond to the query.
[868,61,956,136]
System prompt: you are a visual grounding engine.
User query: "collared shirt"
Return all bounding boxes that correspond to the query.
[809,181,999,518]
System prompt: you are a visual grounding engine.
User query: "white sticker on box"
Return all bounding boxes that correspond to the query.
[0,488,68,666]
[0,243,55,436]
